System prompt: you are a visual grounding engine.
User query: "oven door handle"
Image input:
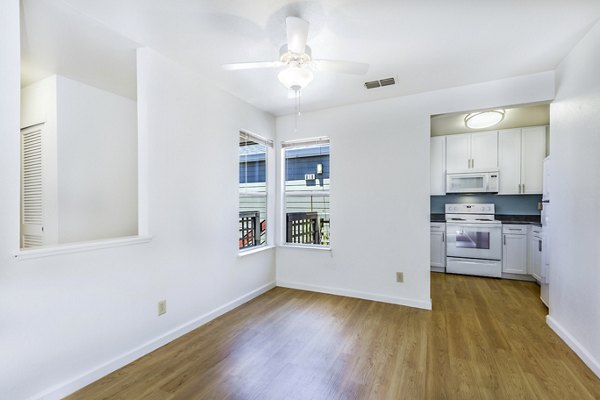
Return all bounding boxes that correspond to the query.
[446,223,501,229]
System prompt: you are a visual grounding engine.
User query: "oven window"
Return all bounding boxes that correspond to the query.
[456,230,490,249]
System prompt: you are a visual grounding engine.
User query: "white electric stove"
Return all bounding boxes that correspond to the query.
[445,204,502,278]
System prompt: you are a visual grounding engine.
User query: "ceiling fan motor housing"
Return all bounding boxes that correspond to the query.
[279,44,312,66]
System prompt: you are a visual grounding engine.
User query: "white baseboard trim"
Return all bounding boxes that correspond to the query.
[277,280,432,310]
[546,315,600,379]
[30,281,276,400]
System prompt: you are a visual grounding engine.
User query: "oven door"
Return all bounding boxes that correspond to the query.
[446,223,502,260]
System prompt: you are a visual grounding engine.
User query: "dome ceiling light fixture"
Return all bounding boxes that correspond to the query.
[465,109,506,129]
[277,63,314,91]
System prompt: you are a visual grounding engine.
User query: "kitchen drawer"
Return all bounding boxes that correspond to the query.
[502,224,528,234]
[530,226,542,235]
[430,223,445,232]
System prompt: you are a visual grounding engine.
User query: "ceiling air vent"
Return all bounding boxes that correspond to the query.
[364,80,381,89]
[364,77,396,89]
[379,77,395,87]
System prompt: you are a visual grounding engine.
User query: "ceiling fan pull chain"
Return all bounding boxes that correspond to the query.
[294,89,301,133]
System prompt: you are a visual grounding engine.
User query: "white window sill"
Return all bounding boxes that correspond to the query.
[238,245,275,257]
[13,235,153,261]
[278,244,331,251]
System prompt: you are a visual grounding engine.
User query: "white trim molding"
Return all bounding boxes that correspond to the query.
[13,235,153,260]
[238,245,276,257]
[28,281,277,400]
[277,280,432,310]
[546,315,600,379]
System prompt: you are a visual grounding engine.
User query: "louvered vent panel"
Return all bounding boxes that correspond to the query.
[22,129,43,225]
[23,234,43,248]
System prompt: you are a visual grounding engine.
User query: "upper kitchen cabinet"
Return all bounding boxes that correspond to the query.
[430,136,446,195]
[498,126,546,194]
[446,131,498,173]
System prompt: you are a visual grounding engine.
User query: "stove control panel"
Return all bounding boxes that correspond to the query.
[445,203,495,214]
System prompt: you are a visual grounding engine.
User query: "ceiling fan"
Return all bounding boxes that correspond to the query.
[222,17,370,92]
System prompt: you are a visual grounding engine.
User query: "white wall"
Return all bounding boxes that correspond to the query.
[20,75,138,244]
[276,72,555,310]
[56,75,138,243]
[547,20,600,377]
[0,2,276,397]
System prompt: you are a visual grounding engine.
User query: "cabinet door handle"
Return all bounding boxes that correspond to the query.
[472,158,474,168]
[522,183,525,193]
[442,232,445,242]
[539,240,542,252]
[503,234,506,245]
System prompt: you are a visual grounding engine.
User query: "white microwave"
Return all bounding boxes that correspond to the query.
[446,172,499,194]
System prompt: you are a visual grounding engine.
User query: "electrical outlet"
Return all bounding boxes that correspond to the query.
[158,300,167,316]
[396,272,404,283]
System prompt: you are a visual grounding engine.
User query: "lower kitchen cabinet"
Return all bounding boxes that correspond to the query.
[502,225,528,274]
[430,223,446,271]
[529,228,543,281]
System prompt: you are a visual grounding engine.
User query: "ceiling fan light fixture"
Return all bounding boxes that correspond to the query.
[465,109,505,129]
[278,66,314,90]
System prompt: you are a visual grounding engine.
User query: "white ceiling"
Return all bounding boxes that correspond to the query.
[21,0,600,115]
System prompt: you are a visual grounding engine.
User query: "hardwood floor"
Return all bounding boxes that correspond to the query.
[68,273,600,400]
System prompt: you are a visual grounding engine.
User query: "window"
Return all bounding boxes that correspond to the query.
[239,131,272,250]
[283,137,330,246]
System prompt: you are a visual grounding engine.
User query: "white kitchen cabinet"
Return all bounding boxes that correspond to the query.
[498,126,546,194]
[430,136,446,195]
[521,126,546,194]
[502,224,528,274]
[529,228,543,281]
[498,128,522,194]
[430,223,446,271]
[446,133,471,172]
[471,131,499,171]
[446,131,498,173]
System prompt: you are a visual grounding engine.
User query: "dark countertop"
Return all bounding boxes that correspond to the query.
[496,215,541,226]
[431,213,445,222]
[430,214,541,226]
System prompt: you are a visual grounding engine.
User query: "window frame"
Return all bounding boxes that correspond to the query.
[239,129,273,253]
[280,136,331,249]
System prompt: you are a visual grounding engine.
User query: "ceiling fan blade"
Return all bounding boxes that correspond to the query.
[286,17,309,54]
[312,59,370,75]
[222,61,284,71]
